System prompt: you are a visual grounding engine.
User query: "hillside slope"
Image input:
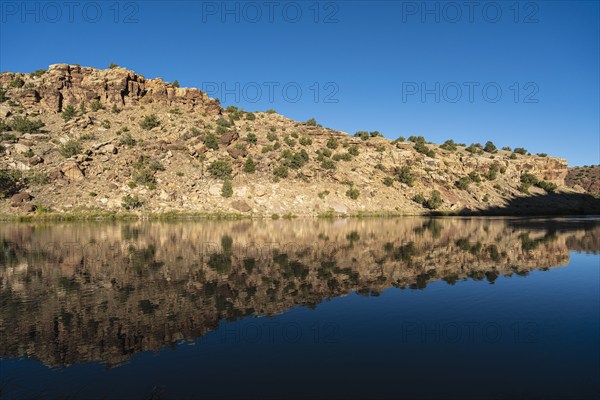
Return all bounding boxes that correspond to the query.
[0,64,597,217]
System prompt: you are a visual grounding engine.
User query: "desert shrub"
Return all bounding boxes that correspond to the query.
[537,180,557,193]
[326,137,338,149]
[394,166,415,186]
[10,78,25,88]
[28,171,49,185]
[468,171,481,183]
[244,157,256,173]
[485,163,499,180]
[246,112,256,121]
[298,137,312,146]
[120,132,137,147]
[284,136,296,147]
[348,145,359,156]
[282,149,309,169]
[0,88,7,103]
[0,169,21,198]
[318,190,330,199]
[509,153,517,160]
[412,193,426,204]
[354,131,369,140]
[101,120,111,129]
[484,141,497,153]
[383,177,394,187]
[261,145,273,153]
[483,194,490,202]
[62,105,77,122]
[246,132,257,144]
[11,116,44,133]
[346,187,360,200]
[140,114,160,130]
[440,139,457,151]
[290,131,299,138]
[204,132,219,150]
[173,80,180,88]
[91,100,103,111]
[29,69,46,78]
[273,141,281,150]
[265,109,277,114]
[425,190,443,209]
[59,139,81,158]
[122,194,142,210]
[0,120,11,132]
[208,160,232,179]
[466,143,483,154]
[221,180,233,197]
[513,147,527,155]
[320,158,336,170]
[306,118,317,126]
[273,164,289,179]
[455,176,472,190]
[537,153,548,157]
[2,133,16,141]
[267,131,278,141]
[502,146,512,151]
[414,141,435,157]
[408,135,426,143]
[108,63,119,69]
[370,131,383,138]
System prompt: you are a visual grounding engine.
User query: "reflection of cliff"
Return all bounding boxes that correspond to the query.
[0,218,597,368]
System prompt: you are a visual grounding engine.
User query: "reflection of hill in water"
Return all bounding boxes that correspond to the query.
[1,218,598,368]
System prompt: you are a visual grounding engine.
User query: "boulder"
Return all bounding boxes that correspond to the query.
[10,192,32,203]
[61,161,85,182]
[220,131,239,146]
[231,200,252,212]
[29,155,44,165]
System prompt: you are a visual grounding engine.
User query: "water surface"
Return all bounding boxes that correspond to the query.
[1,217,598,399]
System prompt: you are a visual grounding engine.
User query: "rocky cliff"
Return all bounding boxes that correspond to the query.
[0,64,597,217]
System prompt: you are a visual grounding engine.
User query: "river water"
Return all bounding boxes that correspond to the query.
[1,217,598,399]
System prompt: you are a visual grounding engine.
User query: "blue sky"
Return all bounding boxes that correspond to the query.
[1,0,598,166]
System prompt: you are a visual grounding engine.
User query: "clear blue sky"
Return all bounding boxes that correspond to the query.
[1,0,598,166]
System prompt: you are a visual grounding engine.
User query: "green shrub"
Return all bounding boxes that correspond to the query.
[119,132,137,147]
[348,145,359,156]
[173,80,180,88]
[284,136,296,147]
[394,166,414,186]
[246,132,257,144]
[204,132,219,150]
[108,63,119,69]
[485,163,499,180]
[412,193,426,204]
[468,171,481,183]
[246,112,256,121]
[537,153,548,157]
[0,88,7,103]
[12,116,44,133]
[140,114,160,130]
[244,157,256,173]
[261,145,273,153]
[440,139,457,151]
[346,187,360,200]
[28,69,46,78]
[28,170,49,185]
[425,190,443,209]
[59,139,82,158]
[122,194,142,210]
[465,143,483,154]
[282,149,309,169]
[0,169,21,198]
[91,100,103,111]
[502,146,512,151]
[273,141,281,150]
[408,135,426,143]
[62,105,77,122]
[455,176,472,190]
[354,131,369,140]
[318,190,330,199]
[414,141,435,157]
[10,78,25,88]
[101,120,111,129]
[320,158,336,170]
[509,153,517,160]
[208,160,232,179]
[221,180,233,197]
[267,131,278,141]
[484,141,497,153]
[0,120,11,132]
[537,180,557,193]
[299,136,312,146]
[383,177,394,187]
[513,147,527,155]
[326,137,338,149]
[273,164,289,179]
[306,118,317,126]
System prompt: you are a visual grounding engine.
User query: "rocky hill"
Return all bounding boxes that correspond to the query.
[0,64,597,218]
[566,165,600,196]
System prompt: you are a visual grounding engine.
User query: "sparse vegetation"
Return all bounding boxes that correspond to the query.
[246,132,257,144]
[326,137,339,149]
[91,100,103,111]
[455,176,472,190]
[306,118,317,126]
[413,190,443,209]
[299,136,312,146]
[513,147,527,155]
[221,180,233,197]
[244,157,256,173]
[383,177,394,187]
[273,164,289,179]
[394,166,415,186]
[122,194,142,210]
[440,139,457,151]
[346,187,360,200]
[119,132,137,147]
[484,141,497,153]
[10,78,25,88]
[11,116,44,133]
[204,132,219,150]
[208,160,232,179]
[0,169,21,198]
[173,80,180,88]
[140,114,160,130]
[62,105,77,122]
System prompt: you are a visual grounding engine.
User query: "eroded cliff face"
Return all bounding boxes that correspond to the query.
[0,64,221,115]
[0,64,593,217]
[1,218,597,367]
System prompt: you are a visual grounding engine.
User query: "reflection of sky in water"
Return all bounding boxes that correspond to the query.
[0,219,598,399]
